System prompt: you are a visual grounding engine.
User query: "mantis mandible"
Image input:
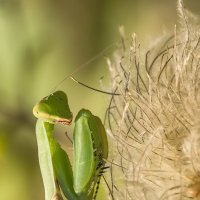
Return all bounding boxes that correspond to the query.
[33,91,108,200]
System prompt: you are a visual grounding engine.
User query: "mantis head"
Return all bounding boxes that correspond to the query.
[33,91,73,125]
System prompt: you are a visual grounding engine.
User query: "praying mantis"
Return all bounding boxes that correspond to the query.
[33,91,108,200]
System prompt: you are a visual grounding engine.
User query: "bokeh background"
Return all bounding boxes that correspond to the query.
[0,1,199,199]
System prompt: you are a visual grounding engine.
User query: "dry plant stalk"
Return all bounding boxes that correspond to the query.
[105,1,200,199]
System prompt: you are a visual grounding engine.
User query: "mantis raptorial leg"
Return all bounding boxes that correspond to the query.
[33,91,108,200]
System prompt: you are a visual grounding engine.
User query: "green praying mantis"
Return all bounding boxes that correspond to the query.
[33,91,108,200]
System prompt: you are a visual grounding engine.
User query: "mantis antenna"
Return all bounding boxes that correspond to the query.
[70,76,120,96]
[50,42,118,93]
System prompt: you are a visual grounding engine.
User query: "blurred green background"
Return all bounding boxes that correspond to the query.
[0,1,199,199]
